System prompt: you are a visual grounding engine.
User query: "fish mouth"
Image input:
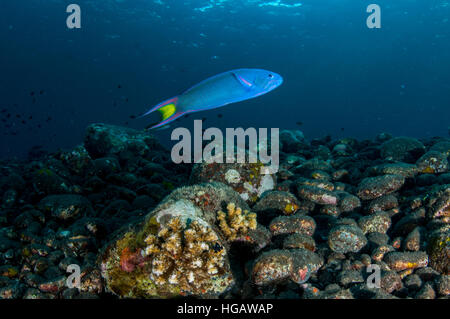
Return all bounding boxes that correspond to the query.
[268,76,283,91]
[275,77,284,87]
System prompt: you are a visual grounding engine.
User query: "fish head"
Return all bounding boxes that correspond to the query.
[236,69,283,94]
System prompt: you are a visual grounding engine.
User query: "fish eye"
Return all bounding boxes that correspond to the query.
[268,74,273,78]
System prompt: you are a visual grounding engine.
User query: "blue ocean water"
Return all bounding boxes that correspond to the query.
[0,0,449,159]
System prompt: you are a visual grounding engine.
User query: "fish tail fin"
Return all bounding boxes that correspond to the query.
[137,96,179,119]
[139,96,187,129]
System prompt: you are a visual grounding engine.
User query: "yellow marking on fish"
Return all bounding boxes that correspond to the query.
[158,103,176,120]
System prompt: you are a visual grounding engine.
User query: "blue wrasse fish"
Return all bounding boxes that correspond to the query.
[139,68,283,129]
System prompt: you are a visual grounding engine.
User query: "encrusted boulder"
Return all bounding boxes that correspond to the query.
[328,225,368,254]
[427,225,450,274]
[356,175,405,200]
[100,182,270,298]
[380,137,425,163]
[189,162,276,204]
[38,195,93,221]
[252,191,301,216]
[416,151,449,174]
[251,248,323,286]
[279,130,306,153]
[84,123,163,159]
[367,163,419,178]
[430,141,450,157]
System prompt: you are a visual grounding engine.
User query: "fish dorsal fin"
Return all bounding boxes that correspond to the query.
[232,72,253,88]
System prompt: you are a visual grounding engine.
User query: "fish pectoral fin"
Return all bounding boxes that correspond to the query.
[232,72,253,89]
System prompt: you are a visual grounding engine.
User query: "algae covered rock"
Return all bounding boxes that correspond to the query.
[297,185,338,205]
[283,233,316,251]
[31,167,72,195]
[358,211,391,235]
[328,225,368,253]
[367,163,419,178]
[84,123,163,159]
[100,182,270,298]
[279,130,306,153]
[380,137,425,163]
[189,161,276,204]
[38,195,93,221]
[430,141,450,157]
[251,250,293,286]
[356,175,405,200]
[337,192,362,212]
[269,215,316,236]
[427,226,450,274]
[251,248,323,286]
[252,190,301,216]
[383,251,428,271]
[416,151,449,174]
[366,194,398,214]
[58,145,94,176]
[427,187,450,221]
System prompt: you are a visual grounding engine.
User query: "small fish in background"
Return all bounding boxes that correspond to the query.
[138,68,283,129]
[296,121,303,126]
[39,90,45,95]
[217,114,223,118]
[341,127,345,132]
[117,84,122,89]
[30,91,35,96]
